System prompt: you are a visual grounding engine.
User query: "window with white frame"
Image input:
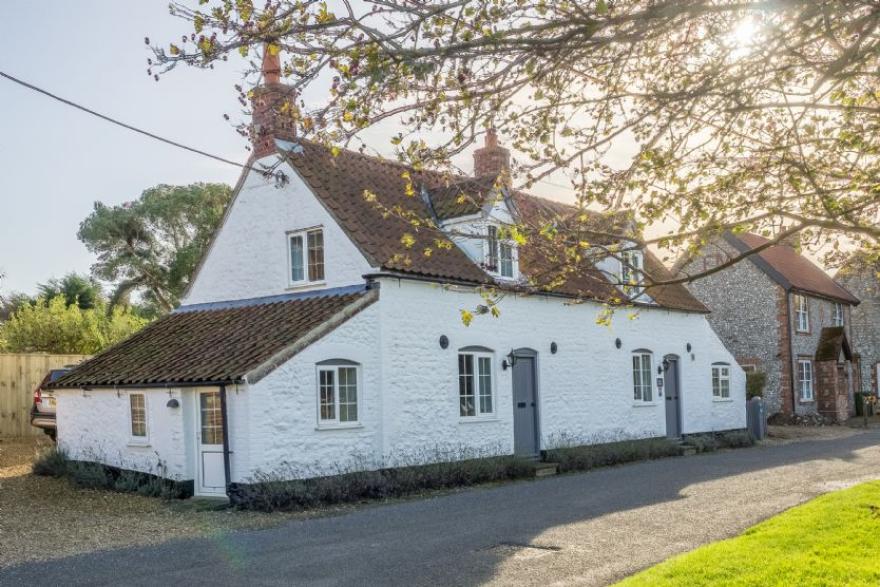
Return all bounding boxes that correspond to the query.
[129,393,147,439]
[794,294,809,332]
[485,225,516,279]
[798,359,814,401]
[288,228,325,285]
[712,364,731,399]
[458,349,494,417]
[832,302,845,327]
[317,361,359,425]
[620,250,644,297]
[632,351,654,403]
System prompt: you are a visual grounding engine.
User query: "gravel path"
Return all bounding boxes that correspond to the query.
[3,429,879,586]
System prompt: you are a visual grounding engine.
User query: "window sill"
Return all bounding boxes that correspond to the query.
[713,398,734,403]
[315,423,363,432]
[459,416,499,424]
[632,402,657,408]
[287,281,326,291]
[127,440,151,448]
[799,399,815,404]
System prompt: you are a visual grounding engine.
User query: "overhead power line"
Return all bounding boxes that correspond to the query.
[0,70,264,174]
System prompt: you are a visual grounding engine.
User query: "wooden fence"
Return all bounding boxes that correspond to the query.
[0,353,89,437]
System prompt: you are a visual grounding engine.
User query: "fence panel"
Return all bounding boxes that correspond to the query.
[0,354,89,438]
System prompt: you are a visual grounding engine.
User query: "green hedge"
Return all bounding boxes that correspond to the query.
[544,437,685,473]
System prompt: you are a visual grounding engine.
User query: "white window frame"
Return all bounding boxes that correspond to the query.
[316,362,361,428]
[632,351,654,404]
[794,294,810,333]
[458,349,496,419]
[484,224,518,280]
[287,227,325,287]
[128,392,149,444]
[620,250,645,298]
[798,358,814,401]
[832,302,845,327]
[712,364,731,400]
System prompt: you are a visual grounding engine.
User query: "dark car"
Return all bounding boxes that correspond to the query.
[30,367,73,441]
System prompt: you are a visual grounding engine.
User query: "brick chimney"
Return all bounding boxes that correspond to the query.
[473,128,511,179]
[250,45,298,159]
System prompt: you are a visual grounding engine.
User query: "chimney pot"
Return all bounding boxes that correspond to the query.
[250,44,297,159]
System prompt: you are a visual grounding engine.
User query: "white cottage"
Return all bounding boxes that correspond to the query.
[50,53,746,497]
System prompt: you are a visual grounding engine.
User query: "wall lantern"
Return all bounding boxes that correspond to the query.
[615,338,622,349]
[439,335,449,350]
[686,342,692,353]
[502,349,518,371]
[550,342,558,355]
[662,358,670,371]
[166,398,180,408]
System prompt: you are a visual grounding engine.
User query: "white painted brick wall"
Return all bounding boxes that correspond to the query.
[55,388,189,480]
[239,278,745,480]
[184,160,376,306]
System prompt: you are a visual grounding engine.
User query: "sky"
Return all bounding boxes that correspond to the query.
[0,1,247,296]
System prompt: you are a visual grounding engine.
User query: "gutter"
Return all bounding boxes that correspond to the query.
[364,271,708,314]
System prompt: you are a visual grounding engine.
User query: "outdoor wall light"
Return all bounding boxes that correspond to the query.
[439,335,449,350]
[615,338,622,349]
[502,349,518,371]
[166,398,180,408]
[686,342,693,353]
[550,342,558,354]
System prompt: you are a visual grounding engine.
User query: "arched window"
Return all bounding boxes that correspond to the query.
[632,350,654,403]
[316,360,360,426]
[458,347,495,418]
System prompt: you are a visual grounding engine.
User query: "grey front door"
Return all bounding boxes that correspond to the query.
[512,352,539,457]
[664,356,681,437]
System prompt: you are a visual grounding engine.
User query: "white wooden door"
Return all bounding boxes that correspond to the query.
[197,390,226,495]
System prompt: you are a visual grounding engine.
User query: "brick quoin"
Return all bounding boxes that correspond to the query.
[777,288,794,415]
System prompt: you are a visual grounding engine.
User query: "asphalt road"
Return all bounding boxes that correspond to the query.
[3,430,880,587]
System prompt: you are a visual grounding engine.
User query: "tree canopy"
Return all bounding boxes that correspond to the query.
[78,183,232,314]
[0,296,148,355]
[155,0,880,294]
[36,273,102,311]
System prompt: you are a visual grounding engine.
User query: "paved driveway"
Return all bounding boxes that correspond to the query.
[3,430,880,587]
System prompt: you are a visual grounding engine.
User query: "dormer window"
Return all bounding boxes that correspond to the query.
[485,225,517,279]
[288,228,325,286]
[620,249,644,297]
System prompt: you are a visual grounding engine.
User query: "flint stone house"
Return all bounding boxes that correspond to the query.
[837,264,880,398]
[49,52,745,497]
[680,233,860,422]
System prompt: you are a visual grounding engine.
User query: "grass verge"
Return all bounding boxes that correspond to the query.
[616,480,880,586]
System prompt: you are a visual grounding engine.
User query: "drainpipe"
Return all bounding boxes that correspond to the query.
[219,384,232,497]
[786,291,797,415]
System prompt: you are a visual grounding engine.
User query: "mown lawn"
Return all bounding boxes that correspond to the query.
[618,480,880,587]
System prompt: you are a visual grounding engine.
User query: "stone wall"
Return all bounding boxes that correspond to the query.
[681,239,786,413]
[838,270,880,395]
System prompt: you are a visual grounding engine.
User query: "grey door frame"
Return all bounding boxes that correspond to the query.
[663,354,682,438]
[512,348,541,457]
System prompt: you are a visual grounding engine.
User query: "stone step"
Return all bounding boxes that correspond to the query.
[535,463,559,477]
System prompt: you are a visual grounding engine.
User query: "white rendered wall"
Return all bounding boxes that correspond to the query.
[239,278,744,481]
[241,302,382,481]
[56,387,190,480]
[184,160,376,305]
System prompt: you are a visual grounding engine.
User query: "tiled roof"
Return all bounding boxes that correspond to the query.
[281,141,707,313]
[728,233,860,305]
[49,288,376,389]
